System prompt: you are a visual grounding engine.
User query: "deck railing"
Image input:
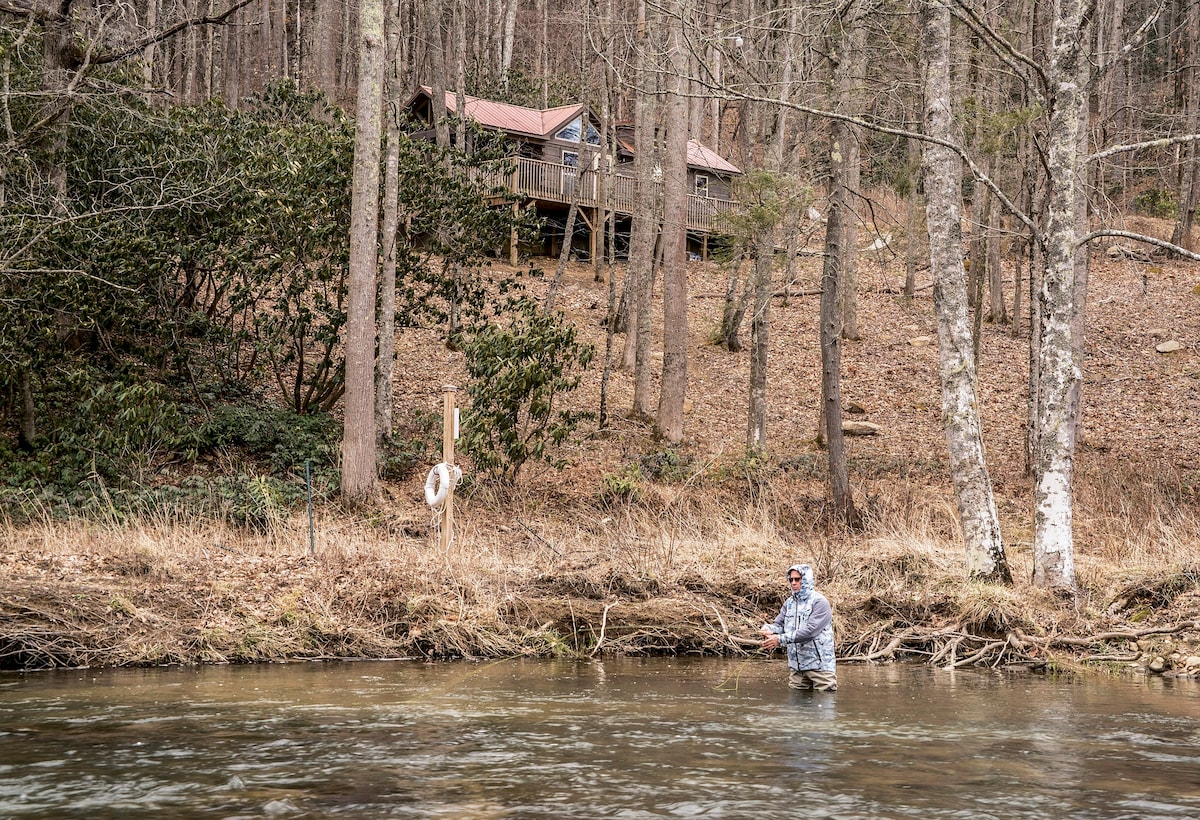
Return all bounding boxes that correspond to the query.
[478,157,736,233]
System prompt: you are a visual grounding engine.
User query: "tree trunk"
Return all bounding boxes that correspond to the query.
[341,0,386,503]
[18,367,35,450]
[985,190,1007,324]
[820,120,860,527]
[837,5,864,341]
[594,6,613,283]
[40,0,76,204]
[1170,0,1199,252]
[144,0,160,103]
[376,0,402,447]
[426,0,450,149]
[545,97,588,310]
[454,0,467,150]
[920,0,1010,583]
[746,229,773,450]
[1032,0,1087,592]
[657,0,689,444]
[747,10,794,451]
[718,251,752,351]
[339,0,356,92]
[904,137,922,298]
[627,0,656,420]
[309,0,341,99]
[1095,0,1127,198]
[499,0,518,90]
[546,199,580,312]
[1025,212,1042,476]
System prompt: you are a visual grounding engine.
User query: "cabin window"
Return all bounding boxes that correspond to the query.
[562,151,579,196]
[694,175,710,197]
[555,116,601,145]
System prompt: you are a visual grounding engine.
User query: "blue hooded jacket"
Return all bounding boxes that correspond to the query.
[768,564,836,673]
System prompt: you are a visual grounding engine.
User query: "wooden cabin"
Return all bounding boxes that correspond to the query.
[402,87,742,262]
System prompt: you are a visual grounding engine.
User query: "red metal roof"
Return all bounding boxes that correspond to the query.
[687,140,741,175]
[424,88,584,139]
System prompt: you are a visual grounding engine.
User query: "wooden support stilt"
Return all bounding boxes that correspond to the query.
[510,203,519,266]
[590,206,599,272]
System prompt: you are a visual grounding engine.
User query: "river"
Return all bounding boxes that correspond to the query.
[2,658,1198,818]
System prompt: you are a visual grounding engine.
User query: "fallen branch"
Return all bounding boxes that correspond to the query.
[590,601,615,658]
[1045,622,1195,648]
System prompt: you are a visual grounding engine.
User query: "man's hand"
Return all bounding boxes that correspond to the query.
[761,633,780,651]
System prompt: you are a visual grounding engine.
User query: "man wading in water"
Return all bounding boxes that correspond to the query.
[761,564,838,691]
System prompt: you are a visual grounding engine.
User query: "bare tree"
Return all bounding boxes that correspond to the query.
[376,0,403,447]
[425,0,450,149]
[820,107,860,527]
[837,3,866,342]
[920,0,1010,582]
[306,0,341,99]
[1170,0,1200,253]
[341,0,386,503]
[499,0,519,89]
[746,1,799,452]
[1029,0,1090,591]
[626,0,658,423]
[656,0,689,443]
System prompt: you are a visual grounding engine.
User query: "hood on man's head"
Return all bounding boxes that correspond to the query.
[788,564,813,583]
[788,563,814,598]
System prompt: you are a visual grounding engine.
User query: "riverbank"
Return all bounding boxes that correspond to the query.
[4,237,1200,675]
[4,483,1199,676]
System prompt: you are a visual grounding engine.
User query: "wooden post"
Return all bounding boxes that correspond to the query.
[440,385,457,549]
[589,206,598,270]
[510,203,519,265]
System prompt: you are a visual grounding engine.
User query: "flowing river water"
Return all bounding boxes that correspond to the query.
[2,658,1199,818]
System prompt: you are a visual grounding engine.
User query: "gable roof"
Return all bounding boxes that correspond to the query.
[687,140,741,175]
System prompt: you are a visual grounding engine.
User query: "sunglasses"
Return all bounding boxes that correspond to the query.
[788,576,803,582]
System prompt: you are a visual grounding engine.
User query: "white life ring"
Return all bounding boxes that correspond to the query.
[424,462,452,508]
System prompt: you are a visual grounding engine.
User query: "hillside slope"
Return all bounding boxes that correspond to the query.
[396,236,1200,549]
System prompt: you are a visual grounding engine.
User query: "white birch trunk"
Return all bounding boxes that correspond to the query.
[920,0,1010,582]
[1032,0,1087,591]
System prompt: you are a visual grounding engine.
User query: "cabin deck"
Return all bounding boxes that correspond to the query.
[482,157,738,233]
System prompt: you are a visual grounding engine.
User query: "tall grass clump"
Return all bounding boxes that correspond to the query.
[1075,457,1200,566]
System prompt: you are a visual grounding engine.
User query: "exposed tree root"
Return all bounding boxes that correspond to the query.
[841,620,1200,670]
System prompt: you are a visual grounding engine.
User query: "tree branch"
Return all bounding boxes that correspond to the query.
[697,84,1039,239]
[0,0,46,19]
[1091,0,1166,82]
[1077,229,1200,261]
[1088,133,1200,164]
[949,0,1047,94]
[92,0,258,65]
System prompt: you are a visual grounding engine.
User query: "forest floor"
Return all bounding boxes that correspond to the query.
[4,218,1200,679]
